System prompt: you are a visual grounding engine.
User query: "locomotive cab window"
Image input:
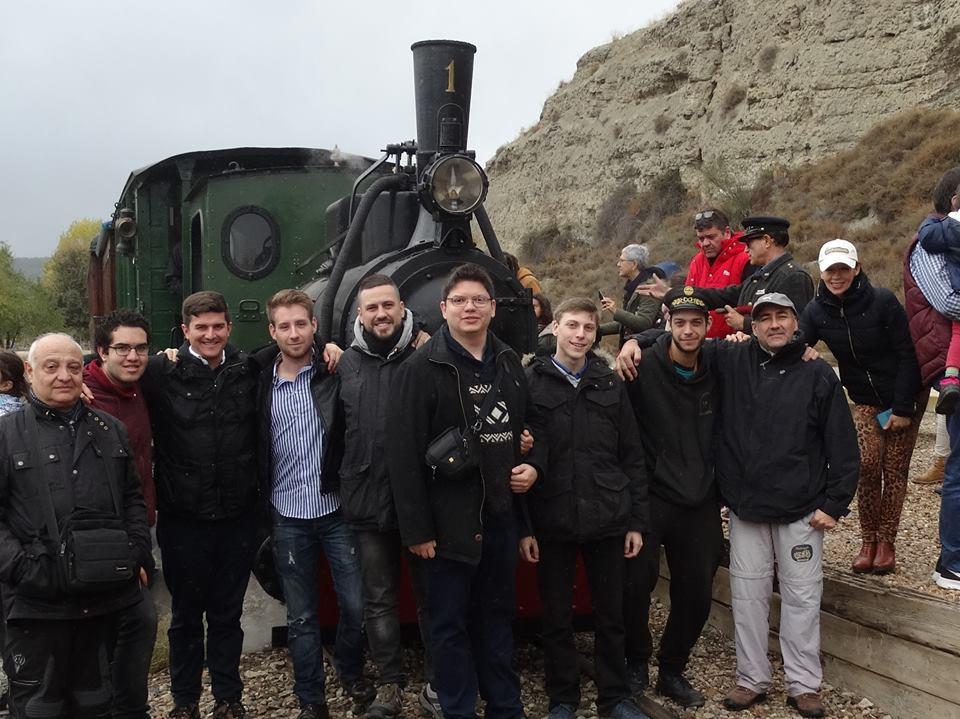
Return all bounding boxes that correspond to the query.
[221,206,280,280]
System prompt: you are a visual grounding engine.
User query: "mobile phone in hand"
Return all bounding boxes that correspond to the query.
[597,290,604,301]
[876,408,893,428]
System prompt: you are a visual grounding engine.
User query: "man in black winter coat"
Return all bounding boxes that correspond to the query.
[141,291,260,719]
[622,287,722,709]
[521,298,648,719]
[0,333,151,719]
[336,274,437,719]
[387,263,541,719]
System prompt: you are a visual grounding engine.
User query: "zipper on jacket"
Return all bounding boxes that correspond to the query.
[839,305,884,405]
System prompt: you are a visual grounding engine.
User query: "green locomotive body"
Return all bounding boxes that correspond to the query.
[88,147,376,350]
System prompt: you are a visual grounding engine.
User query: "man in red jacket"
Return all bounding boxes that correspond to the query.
[84,308,157,719]
[685,208,753,338]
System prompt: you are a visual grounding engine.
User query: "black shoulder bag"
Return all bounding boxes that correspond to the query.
[24,407,135,595]
[426,371,504,480]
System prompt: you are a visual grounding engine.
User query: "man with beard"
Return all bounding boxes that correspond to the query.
[253,289,371,719]
[336,274,438,719]
[84,309,158,719]
[621,287,721,709]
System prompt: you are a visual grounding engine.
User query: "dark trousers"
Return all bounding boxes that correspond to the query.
[624,495,722,674]
[538,536,628,714]
[355,529,432,685]
[427,519,522,719]
[157,511,257,706]
[112,587,159,719]
[5,613,119,719]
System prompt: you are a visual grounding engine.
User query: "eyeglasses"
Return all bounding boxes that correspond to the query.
[694,210,717,221]
[445,295,492,307]
[109,344,150,356]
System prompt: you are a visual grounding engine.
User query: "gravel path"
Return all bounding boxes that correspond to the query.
[147,412,951,718]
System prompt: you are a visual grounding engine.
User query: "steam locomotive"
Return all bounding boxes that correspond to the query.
[87,41,593,622]
[88,40,535,356]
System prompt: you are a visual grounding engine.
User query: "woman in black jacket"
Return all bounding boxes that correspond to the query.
[799,239,925,575]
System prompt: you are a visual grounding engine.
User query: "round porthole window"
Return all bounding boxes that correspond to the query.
[221,207,280,280]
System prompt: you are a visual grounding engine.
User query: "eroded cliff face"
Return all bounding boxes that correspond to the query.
[485,0,960,245]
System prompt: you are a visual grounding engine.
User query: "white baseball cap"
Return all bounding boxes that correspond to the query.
[818,239,859,272]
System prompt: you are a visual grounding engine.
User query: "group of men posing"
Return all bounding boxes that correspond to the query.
[0,222,861,719]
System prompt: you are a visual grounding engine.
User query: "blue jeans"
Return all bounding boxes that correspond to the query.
[272,509,365,705]
[942,411,960,573]
[427,518,522,719]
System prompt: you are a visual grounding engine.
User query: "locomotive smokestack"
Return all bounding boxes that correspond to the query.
[411,40,476,173]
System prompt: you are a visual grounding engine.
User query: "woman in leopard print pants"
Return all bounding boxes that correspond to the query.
[800,240,925,574]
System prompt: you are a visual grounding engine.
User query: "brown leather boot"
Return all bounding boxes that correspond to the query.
[914,455,945,484]
[851,541,876,573]
[873,540,896,574]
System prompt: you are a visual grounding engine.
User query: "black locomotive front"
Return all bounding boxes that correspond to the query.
[302,40,536,354]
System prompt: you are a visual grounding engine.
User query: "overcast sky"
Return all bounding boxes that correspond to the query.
[0,0,679,257]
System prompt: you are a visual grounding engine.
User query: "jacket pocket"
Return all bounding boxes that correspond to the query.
[339,463,373,523]
[584,471,631,531]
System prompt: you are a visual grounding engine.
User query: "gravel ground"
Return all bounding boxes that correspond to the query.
[147,412,951,718]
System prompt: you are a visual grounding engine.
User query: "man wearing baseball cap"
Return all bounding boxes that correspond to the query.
[622,286,723,709]
[636,216,814,334]
[714,293,859,718]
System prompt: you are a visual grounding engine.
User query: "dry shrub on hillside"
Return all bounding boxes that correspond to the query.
[757,46,778,73]
[653,114,673,134]
[721,84,746,115]
[515,108,960,313]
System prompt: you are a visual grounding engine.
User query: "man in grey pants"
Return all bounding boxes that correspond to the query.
[712,294,859,719]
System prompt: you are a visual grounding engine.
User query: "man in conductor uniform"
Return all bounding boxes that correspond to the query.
[637,216,814,334]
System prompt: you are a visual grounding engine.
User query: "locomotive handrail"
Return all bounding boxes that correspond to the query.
[474,204,506,264]
[316,172,411,340]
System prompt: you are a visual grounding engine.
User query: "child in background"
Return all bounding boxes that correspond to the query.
[918,188,960,414]
[0,350,27,416]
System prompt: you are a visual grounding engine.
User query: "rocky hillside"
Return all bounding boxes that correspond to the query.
[485,0,960,246]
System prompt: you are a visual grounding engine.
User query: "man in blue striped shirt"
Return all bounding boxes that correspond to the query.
[253,289,372,719]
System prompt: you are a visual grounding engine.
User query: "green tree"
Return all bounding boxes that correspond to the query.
[42,218,100,341]
[0,242,60,348]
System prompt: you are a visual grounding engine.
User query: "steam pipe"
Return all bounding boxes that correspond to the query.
[317,173,409,340]
[474,205,505,264]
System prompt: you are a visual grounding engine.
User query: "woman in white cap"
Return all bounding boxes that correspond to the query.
[799,239,925,575]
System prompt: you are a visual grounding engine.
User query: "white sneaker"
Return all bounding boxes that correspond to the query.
[418,683,442,719]
[934,564,960,590]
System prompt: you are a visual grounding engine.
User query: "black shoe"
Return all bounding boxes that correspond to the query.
[298,703,331,719]
[212,701,247,719]
[656,671,705,708]
[937,382,960,415]
[627,663,649,695]
[169,704,200,719]
[344,676,377,710]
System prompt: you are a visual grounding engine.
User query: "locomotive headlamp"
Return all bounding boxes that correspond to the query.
[420,154,488,216]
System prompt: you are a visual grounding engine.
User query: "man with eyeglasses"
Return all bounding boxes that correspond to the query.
[387,263,543,719]
[599,244,664,347]
[83,308,158,719]
[686,209,754,338]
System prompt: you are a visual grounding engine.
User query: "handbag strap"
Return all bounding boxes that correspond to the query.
[468,369,505,436]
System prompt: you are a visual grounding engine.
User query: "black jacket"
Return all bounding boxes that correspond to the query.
[628,333,717,508]
[337,319,417,531]
[713,335,860,523]
[253,338,345,505]
[0,402,151,620]
[524,355,647,542]
[599,269,663,345]
[697,252,814,333]
[799,273,921,416]
[142,343,259,521]
[386,328,542,565]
